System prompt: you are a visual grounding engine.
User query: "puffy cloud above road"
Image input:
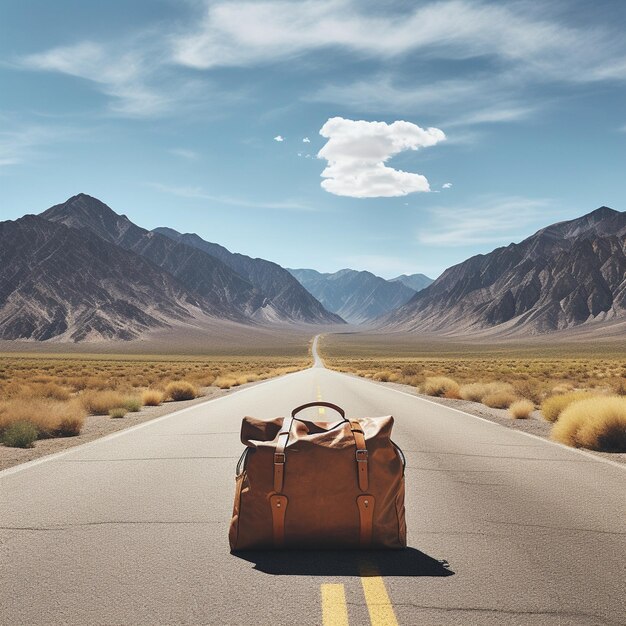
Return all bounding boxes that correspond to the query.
[317,117,445,198]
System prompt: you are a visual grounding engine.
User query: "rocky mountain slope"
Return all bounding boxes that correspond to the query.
[154,228,344,324]
[0,216,206,341]
[390,273,434,292]
[42,194,342,325]
[381,207,626,335]
[288,268,417,324]
[42,195,271,320]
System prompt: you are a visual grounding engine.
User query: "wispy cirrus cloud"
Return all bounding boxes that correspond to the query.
[13,1,626,122]
[172,0,572,69]
[310,72,537,129]
[146,181,314,211]
[171,0,626,83]
[417,196,563,246]
[0,122,79,169]
[17,39,218,118]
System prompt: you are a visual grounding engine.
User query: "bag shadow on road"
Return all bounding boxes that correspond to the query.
[233,547,454,577]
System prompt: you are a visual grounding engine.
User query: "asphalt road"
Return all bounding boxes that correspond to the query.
[1,336,625,625]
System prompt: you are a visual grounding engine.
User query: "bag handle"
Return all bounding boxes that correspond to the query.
[291,401,346,419]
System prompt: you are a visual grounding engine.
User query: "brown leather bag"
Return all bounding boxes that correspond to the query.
[229,402,406,550]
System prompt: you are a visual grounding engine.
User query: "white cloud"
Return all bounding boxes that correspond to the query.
[442,182,453,189]
[170,0,626,85]
[17,40,217,118]
[302,137,310,143]
[273,135,284,142]
[417,196,561,246]
[317,117,445,198]
[16,1,626,123]
[20,42,174,117]
[172,0,574,70]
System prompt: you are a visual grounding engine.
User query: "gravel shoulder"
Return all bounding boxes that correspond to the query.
[0,386,237,471]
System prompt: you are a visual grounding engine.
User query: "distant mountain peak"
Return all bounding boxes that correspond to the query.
[288,267,418,324]
[588,205,617,220]
[390,273,434,292]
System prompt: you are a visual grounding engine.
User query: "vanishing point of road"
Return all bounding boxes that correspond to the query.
[1,336,625,625]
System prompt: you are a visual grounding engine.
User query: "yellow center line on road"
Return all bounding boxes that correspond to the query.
[321,583,349,626]
[360,562,399,626]
[316,385,325,416]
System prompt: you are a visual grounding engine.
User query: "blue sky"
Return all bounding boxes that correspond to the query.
[1,0,625,278]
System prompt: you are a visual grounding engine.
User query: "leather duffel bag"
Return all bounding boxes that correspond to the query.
[229,402,406,550]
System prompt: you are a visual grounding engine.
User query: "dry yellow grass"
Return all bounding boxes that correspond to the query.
[459,382,514,403]
[509,399,535,419]
[30,382,71,401]
[141,389,164,406]
[551,396,626,451]
[541,391,597,422]
[482,390,517,409]
[165,381,198,401]
[321,335,626,406]
[0,354,307,446]
[81,390,128,415]
[215,376,237,389]
[422,376,460,398]
[0,354,308,401]
[0,398,85,437]
[551,383,575,395]
[123,396,142,412]
[109,407,127,419]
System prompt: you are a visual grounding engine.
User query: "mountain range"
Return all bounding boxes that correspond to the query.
[381,206,626,335]
[1,195,623,341]
[0,194,344,341]
[287,268,426,324]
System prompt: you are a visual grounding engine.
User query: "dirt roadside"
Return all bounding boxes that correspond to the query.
[0,386,235,471]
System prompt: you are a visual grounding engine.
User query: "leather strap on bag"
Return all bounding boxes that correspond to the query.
[273,415,295,493]
[290,402,346,418]
[351,419,374,547]
[356,494,375,547]
[350,420,369,492]
[269,494,288,547]
[271,415,295,547]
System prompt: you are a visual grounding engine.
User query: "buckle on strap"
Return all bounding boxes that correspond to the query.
[356,449,369,462]
[274,452,286,464]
